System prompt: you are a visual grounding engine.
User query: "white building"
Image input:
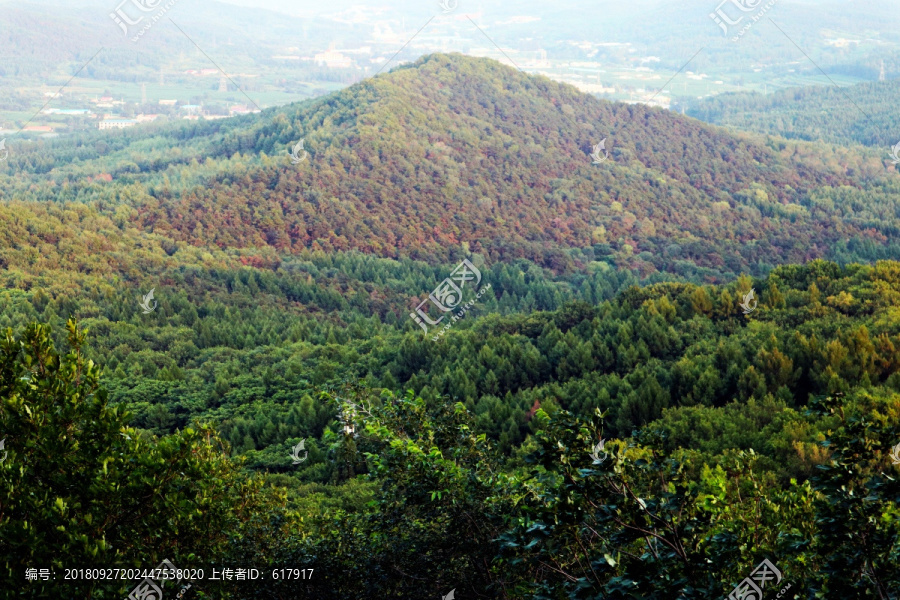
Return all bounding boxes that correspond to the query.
[98,119,138,130]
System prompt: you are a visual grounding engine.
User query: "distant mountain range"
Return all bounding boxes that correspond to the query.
[2,0,899,107]
[0,0,361,77]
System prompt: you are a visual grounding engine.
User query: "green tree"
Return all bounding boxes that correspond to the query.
[0,321,286,598]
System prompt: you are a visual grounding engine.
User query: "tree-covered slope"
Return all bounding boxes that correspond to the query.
[4,260,900,598]
[3,53,900,277]
[686,79,900,148]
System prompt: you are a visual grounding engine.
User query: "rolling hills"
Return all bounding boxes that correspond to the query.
[3,52,900,599]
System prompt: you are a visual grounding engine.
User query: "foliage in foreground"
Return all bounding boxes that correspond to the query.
[1,313,898,598]
[302,388,898,599]
[0,320,290,598]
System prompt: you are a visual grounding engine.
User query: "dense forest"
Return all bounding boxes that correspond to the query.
[1,53,899,599]
[686,79,900,148]
[3,54,900,277]
[2,261,900,598]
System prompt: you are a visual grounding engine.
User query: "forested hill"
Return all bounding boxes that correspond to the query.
[3,53,900,277]
[4,49,900,598]
[686,79,900,148]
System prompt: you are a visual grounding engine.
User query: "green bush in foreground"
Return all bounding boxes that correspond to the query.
[0,320,289,598]
[2,321,899,599]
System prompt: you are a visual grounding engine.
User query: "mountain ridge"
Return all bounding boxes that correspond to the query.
[3,53,900,278]
[133,53,899,273]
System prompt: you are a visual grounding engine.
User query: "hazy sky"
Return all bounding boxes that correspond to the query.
[202,0,417,18]
[201,0,671,19]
